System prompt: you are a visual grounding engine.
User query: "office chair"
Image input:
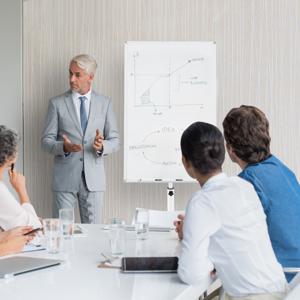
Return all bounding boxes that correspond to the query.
[284,271,300,299]
[201,269,300,300]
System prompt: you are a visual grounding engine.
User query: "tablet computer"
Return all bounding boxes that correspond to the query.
[121,256,178,273]
[0,256,62,278]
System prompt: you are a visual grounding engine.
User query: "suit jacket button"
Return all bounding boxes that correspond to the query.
[83,140,87,144]
[80,158,83,161]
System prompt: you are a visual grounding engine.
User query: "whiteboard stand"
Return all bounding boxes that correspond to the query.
[167,182,175,211]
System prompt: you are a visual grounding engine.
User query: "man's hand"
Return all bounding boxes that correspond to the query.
[173,213,185,240]
[93,129,104,152]
[63,135,82,153]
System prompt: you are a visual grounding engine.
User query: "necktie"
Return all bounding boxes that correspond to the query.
[79,96,88,133]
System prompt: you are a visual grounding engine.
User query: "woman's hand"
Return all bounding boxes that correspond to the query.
[0,226,35,256]
[173,213,185,240]
[9,170,26,193]
[8,170,30,203]
[0,235,33,256]
[0,226,33,242]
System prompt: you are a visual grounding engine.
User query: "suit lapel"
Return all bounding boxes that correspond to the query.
[64,91,82,135]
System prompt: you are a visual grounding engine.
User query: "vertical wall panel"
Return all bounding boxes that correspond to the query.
[0,0,22,189]
[23,0,300,222]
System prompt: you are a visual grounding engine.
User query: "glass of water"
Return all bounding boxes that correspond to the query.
[43,218,61,254]
[134,208,149,240]
[59,208,74,240]
[108,218,126,257]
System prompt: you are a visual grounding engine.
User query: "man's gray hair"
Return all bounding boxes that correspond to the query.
[0,125,19,167]
[70,54,97,75]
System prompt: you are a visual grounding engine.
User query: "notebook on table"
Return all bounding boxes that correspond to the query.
[0,256,62,278]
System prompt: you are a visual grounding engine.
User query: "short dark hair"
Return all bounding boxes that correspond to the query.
[222,105,271,163]
[0,125,18,167]
[181,122,225,175]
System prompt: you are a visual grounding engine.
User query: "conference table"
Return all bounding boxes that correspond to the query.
[0,225,213,300]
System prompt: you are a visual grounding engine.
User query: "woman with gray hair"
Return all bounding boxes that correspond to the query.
[0,125,41,230]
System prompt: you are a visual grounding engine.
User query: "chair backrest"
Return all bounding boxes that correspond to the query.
[133,208,184,228]
[284,272,300,300]
[284,268,300,290]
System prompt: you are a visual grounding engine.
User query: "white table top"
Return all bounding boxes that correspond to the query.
[0,225,212,300]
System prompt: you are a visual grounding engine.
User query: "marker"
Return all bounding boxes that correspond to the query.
[11,163,14,172]
[154,179,162,182]
[175,179,183,181]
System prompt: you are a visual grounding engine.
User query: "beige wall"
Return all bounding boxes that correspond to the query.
[23,0,300,223]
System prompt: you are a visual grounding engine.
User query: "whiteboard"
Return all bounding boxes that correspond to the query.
[124,41,216,182]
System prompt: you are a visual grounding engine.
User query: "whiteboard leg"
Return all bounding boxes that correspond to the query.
[167,182,175,211]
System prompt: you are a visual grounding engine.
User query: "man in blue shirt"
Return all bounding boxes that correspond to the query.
[223,105,300,282]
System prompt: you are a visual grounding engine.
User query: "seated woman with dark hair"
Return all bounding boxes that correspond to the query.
[177,122,287,300]
[0,125,41,230]
[223,105,300,282]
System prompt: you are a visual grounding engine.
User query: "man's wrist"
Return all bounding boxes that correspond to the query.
[96,148,103,157]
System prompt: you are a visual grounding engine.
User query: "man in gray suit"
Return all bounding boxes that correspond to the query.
[41,54,120,223]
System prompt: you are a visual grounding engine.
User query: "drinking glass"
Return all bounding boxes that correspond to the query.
[59,208,74,240]
[134,208,149,240]
[108,218,126,256]
[43,218,61,254]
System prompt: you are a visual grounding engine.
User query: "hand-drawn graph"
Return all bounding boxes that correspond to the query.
[131,50,210,115]
[124,42,216,182]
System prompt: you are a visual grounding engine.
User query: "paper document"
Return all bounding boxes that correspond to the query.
[73,224,87,236]
[102,225,172,232]
[22,243,46,253]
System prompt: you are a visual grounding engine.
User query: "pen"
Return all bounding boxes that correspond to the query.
[24,228,43,236]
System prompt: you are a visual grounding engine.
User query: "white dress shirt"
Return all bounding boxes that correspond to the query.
[178,173,287,297]
[72,90,91,124]
[0,182,41,230]
[70,89,103,156]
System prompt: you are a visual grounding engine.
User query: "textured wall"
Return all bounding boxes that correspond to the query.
[23,0,300,222]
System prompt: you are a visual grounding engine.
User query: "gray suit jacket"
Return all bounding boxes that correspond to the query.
[41,90,120,192]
